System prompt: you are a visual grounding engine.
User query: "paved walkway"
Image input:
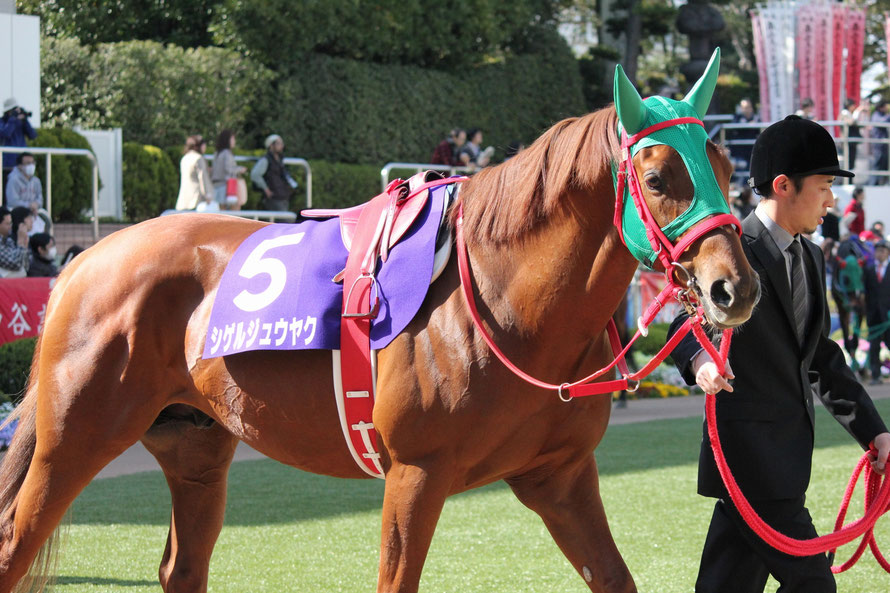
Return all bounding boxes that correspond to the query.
[5,382,890,479]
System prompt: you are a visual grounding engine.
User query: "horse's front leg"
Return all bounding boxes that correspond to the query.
[507,455,636,593]
[377,461,452,593]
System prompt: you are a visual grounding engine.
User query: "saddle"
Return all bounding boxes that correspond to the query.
[303,171,443,263]
[302,171,457,478]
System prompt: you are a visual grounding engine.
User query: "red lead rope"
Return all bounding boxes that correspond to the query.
[696,323,890,573]
[455,206,707,399]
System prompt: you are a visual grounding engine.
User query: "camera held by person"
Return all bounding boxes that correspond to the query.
[1,98,37,175]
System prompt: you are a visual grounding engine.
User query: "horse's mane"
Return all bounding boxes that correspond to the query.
[452,107,621,245]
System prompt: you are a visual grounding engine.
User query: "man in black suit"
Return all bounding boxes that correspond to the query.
[668,115,890,593]
[865,240,890,384]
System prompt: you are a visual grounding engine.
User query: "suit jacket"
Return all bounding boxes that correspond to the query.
[864,261,890,327]
[669,213,888,500]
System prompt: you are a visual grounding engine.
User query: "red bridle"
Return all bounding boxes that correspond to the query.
[453,116,739,400]
[614,117,741,275]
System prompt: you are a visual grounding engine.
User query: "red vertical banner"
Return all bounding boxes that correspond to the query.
[812,6,832,121]
[752,13,770,121]
[846,8,866,105]
[796,7,814,111]
[831,4,846,122]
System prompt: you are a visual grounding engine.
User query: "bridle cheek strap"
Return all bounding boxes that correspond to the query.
[614,117,739,272]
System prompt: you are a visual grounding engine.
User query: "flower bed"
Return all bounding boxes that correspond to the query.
[611,357,700,400]
[0,402,16,450]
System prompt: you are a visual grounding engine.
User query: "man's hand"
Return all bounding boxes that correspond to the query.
[869,432,890,475]
[692,350,735,395]
[16,223,28,246]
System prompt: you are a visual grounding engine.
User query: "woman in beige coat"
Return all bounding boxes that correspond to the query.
[175,135,214,211]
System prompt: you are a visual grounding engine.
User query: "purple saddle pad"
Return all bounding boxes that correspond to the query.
[203,184,448,358]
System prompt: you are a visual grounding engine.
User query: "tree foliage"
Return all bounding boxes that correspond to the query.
[211,0,575,69]
[17,0,218,48]
[40,38,274,147]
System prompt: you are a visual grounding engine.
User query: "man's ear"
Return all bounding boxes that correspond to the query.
[771,174,792,197]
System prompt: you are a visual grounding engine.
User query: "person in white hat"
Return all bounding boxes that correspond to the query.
[1,98,36,174]
[249,133,297,211]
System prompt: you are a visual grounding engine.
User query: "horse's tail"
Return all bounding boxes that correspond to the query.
[0,338,63,593]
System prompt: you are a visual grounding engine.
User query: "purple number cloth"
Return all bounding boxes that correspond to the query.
[203,185,447,358]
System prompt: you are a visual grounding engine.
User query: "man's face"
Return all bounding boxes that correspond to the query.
[740,101,753,117]
[272,139,284,154]
[0,214,10,237]
[19,155,34,176]
[783,175,836,235]
[877,247,890,264]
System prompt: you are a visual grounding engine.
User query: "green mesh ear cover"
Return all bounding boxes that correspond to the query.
[615,96,730,268]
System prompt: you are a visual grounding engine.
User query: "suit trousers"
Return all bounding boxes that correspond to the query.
[695,498,835,593]
[869,328,889,380]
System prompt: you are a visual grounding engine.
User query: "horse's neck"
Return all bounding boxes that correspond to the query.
[466,199,638,378]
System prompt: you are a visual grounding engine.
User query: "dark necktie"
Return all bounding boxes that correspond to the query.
[788,240,807,344]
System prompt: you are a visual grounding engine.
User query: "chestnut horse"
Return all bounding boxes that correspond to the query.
[0,66,759,593]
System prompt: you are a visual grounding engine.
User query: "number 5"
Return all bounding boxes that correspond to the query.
[233,232,305,312]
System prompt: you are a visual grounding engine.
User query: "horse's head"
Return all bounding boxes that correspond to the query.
[613,48,759,329]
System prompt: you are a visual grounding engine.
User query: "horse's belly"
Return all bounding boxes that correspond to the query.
[194,350,372,479]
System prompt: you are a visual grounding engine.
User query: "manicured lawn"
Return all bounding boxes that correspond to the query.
[51,399,890,592]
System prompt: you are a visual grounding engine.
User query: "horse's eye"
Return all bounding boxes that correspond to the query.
[645,175,663,192]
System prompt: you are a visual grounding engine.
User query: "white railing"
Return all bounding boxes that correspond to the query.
[711,119,890,183]
[205,154,313,209]
[0,146,101,240]
[380,162,473,192]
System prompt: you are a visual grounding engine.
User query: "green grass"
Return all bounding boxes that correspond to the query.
[51,399,890,592]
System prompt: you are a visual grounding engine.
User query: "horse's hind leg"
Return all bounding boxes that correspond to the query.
[0,374,164,593]
[141,407,238,593]
[507,456,636,593]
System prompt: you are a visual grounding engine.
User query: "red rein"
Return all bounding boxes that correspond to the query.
[696,324,890,573]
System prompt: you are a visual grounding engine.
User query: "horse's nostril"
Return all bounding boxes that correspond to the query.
[710,279,734,308]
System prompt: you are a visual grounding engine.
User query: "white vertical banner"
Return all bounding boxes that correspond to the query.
[753,0,866,124]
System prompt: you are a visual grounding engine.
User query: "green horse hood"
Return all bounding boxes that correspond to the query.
[612,49,731,269]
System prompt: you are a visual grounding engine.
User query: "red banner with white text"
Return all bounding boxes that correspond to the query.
[845,7,866,106]
[638,272,683,324]
[0,278,53,346]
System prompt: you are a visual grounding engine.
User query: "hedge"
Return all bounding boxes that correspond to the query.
[634,322,674,366]
[270,29,585,166]
[121,143,385,221]
[122,142,178,221]
[0,337,36,400]
[27,127,98,221]
[40,34,586,167]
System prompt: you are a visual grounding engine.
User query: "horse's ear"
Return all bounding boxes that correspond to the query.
[683,47,721,119]
[614,63,648,136]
